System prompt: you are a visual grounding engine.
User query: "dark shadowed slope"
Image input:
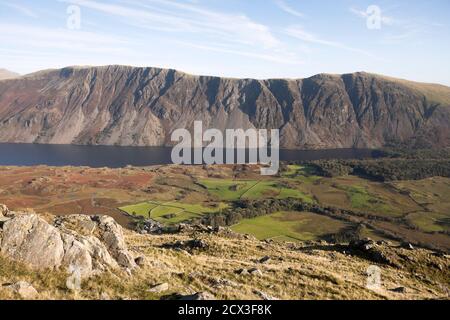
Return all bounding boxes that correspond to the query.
[0,65,449,149]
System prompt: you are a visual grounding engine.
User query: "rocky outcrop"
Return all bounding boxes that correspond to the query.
[1,214,65,270]
[0,204,9,216]
[0,205,136,277]
[4,281,38,299]
[0,65,449,149]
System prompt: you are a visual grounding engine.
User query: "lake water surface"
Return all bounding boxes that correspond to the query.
[0,143,383,168]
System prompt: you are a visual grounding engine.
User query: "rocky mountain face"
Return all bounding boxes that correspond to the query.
[0,65,449,149]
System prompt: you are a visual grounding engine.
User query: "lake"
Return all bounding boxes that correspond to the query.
[0,143,383,168]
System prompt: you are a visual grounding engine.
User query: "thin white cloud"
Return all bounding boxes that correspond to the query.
[63,0,280,49]
[285,25,376,58]
[0,23,130,54]
[274,0,304,18]
[175,41,303,65]
[0,1,38,18]
[349,6,440,44]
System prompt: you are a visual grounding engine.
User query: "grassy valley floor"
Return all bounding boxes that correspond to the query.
[1,163,449,251]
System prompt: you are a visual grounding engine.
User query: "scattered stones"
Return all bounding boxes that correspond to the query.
[189,239,209,250]
[5,281,38,299]
[253,289,279,301]
[178,223,215,234]
[236,268,249,275]
[164,239,209,251]
[187,271,202,280]
[134,256,147,267]
[148,283,169,293]
[347,238,401,268]
[137,219,163,235]
[433,252,449,259]
[212,278,239,289]
[349,238,376,251]
[100,292,111,300]
[235,267,263,276]
[178,292,216,300]
[390,287,409,294]
[402,243,415,250]
[433,262,444,271]
[259,256,271,264]
[249,268,263,276]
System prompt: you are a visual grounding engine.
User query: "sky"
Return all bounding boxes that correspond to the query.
[0,0,449,85]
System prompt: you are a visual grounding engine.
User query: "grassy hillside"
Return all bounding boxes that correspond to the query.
[1,223,448,300]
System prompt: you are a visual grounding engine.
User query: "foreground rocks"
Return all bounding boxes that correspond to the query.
[0,205,137,278]
[0,205,449,300]
[4,281,38,299]
[167,292,216,301]
[347,238,402,268]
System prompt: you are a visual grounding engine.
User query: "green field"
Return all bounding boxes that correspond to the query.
[337,185,397,216]
[198,179,258,201]
[118,202,160,216]
[240,181,280,199]
[282,164,322,184]
[119,165,450,248]
[406,211,450,233]
[119,201,226,225]
[231,211,349,242]
[281,164,303,177]
[277,183,315,203]
[199,178,314,202]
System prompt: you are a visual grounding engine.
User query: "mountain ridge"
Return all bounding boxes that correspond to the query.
[0,65,449,149]
[0,68,20,81]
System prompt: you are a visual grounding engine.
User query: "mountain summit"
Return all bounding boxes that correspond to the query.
[0,65,449,149]
[0,68,20,80]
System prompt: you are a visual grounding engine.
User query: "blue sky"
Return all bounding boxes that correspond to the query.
[1,0,449,85]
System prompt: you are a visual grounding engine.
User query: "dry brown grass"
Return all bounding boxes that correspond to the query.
[1,228,448,300]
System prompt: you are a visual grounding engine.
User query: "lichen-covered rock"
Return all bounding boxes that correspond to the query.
[178,292,216,300]
[0,214,65,269]
[5,281,39,299]
[0,204,9,216]
[0,205,136,277]
[95,216,137,269]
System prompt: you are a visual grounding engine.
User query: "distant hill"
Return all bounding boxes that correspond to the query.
[0,68,19,80]
[0,65,449,149]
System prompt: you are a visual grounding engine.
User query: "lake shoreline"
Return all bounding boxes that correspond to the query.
[0,143,383,168]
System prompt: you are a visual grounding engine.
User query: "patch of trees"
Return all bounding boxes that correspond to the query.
[351,159,450,181]
[308,160,353,178]
[306,158,450,181]
[201,199,299,227]
[201,198,401,228]
[326,224,370,243]
[383,147,450,160]
[199,198,449,251]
